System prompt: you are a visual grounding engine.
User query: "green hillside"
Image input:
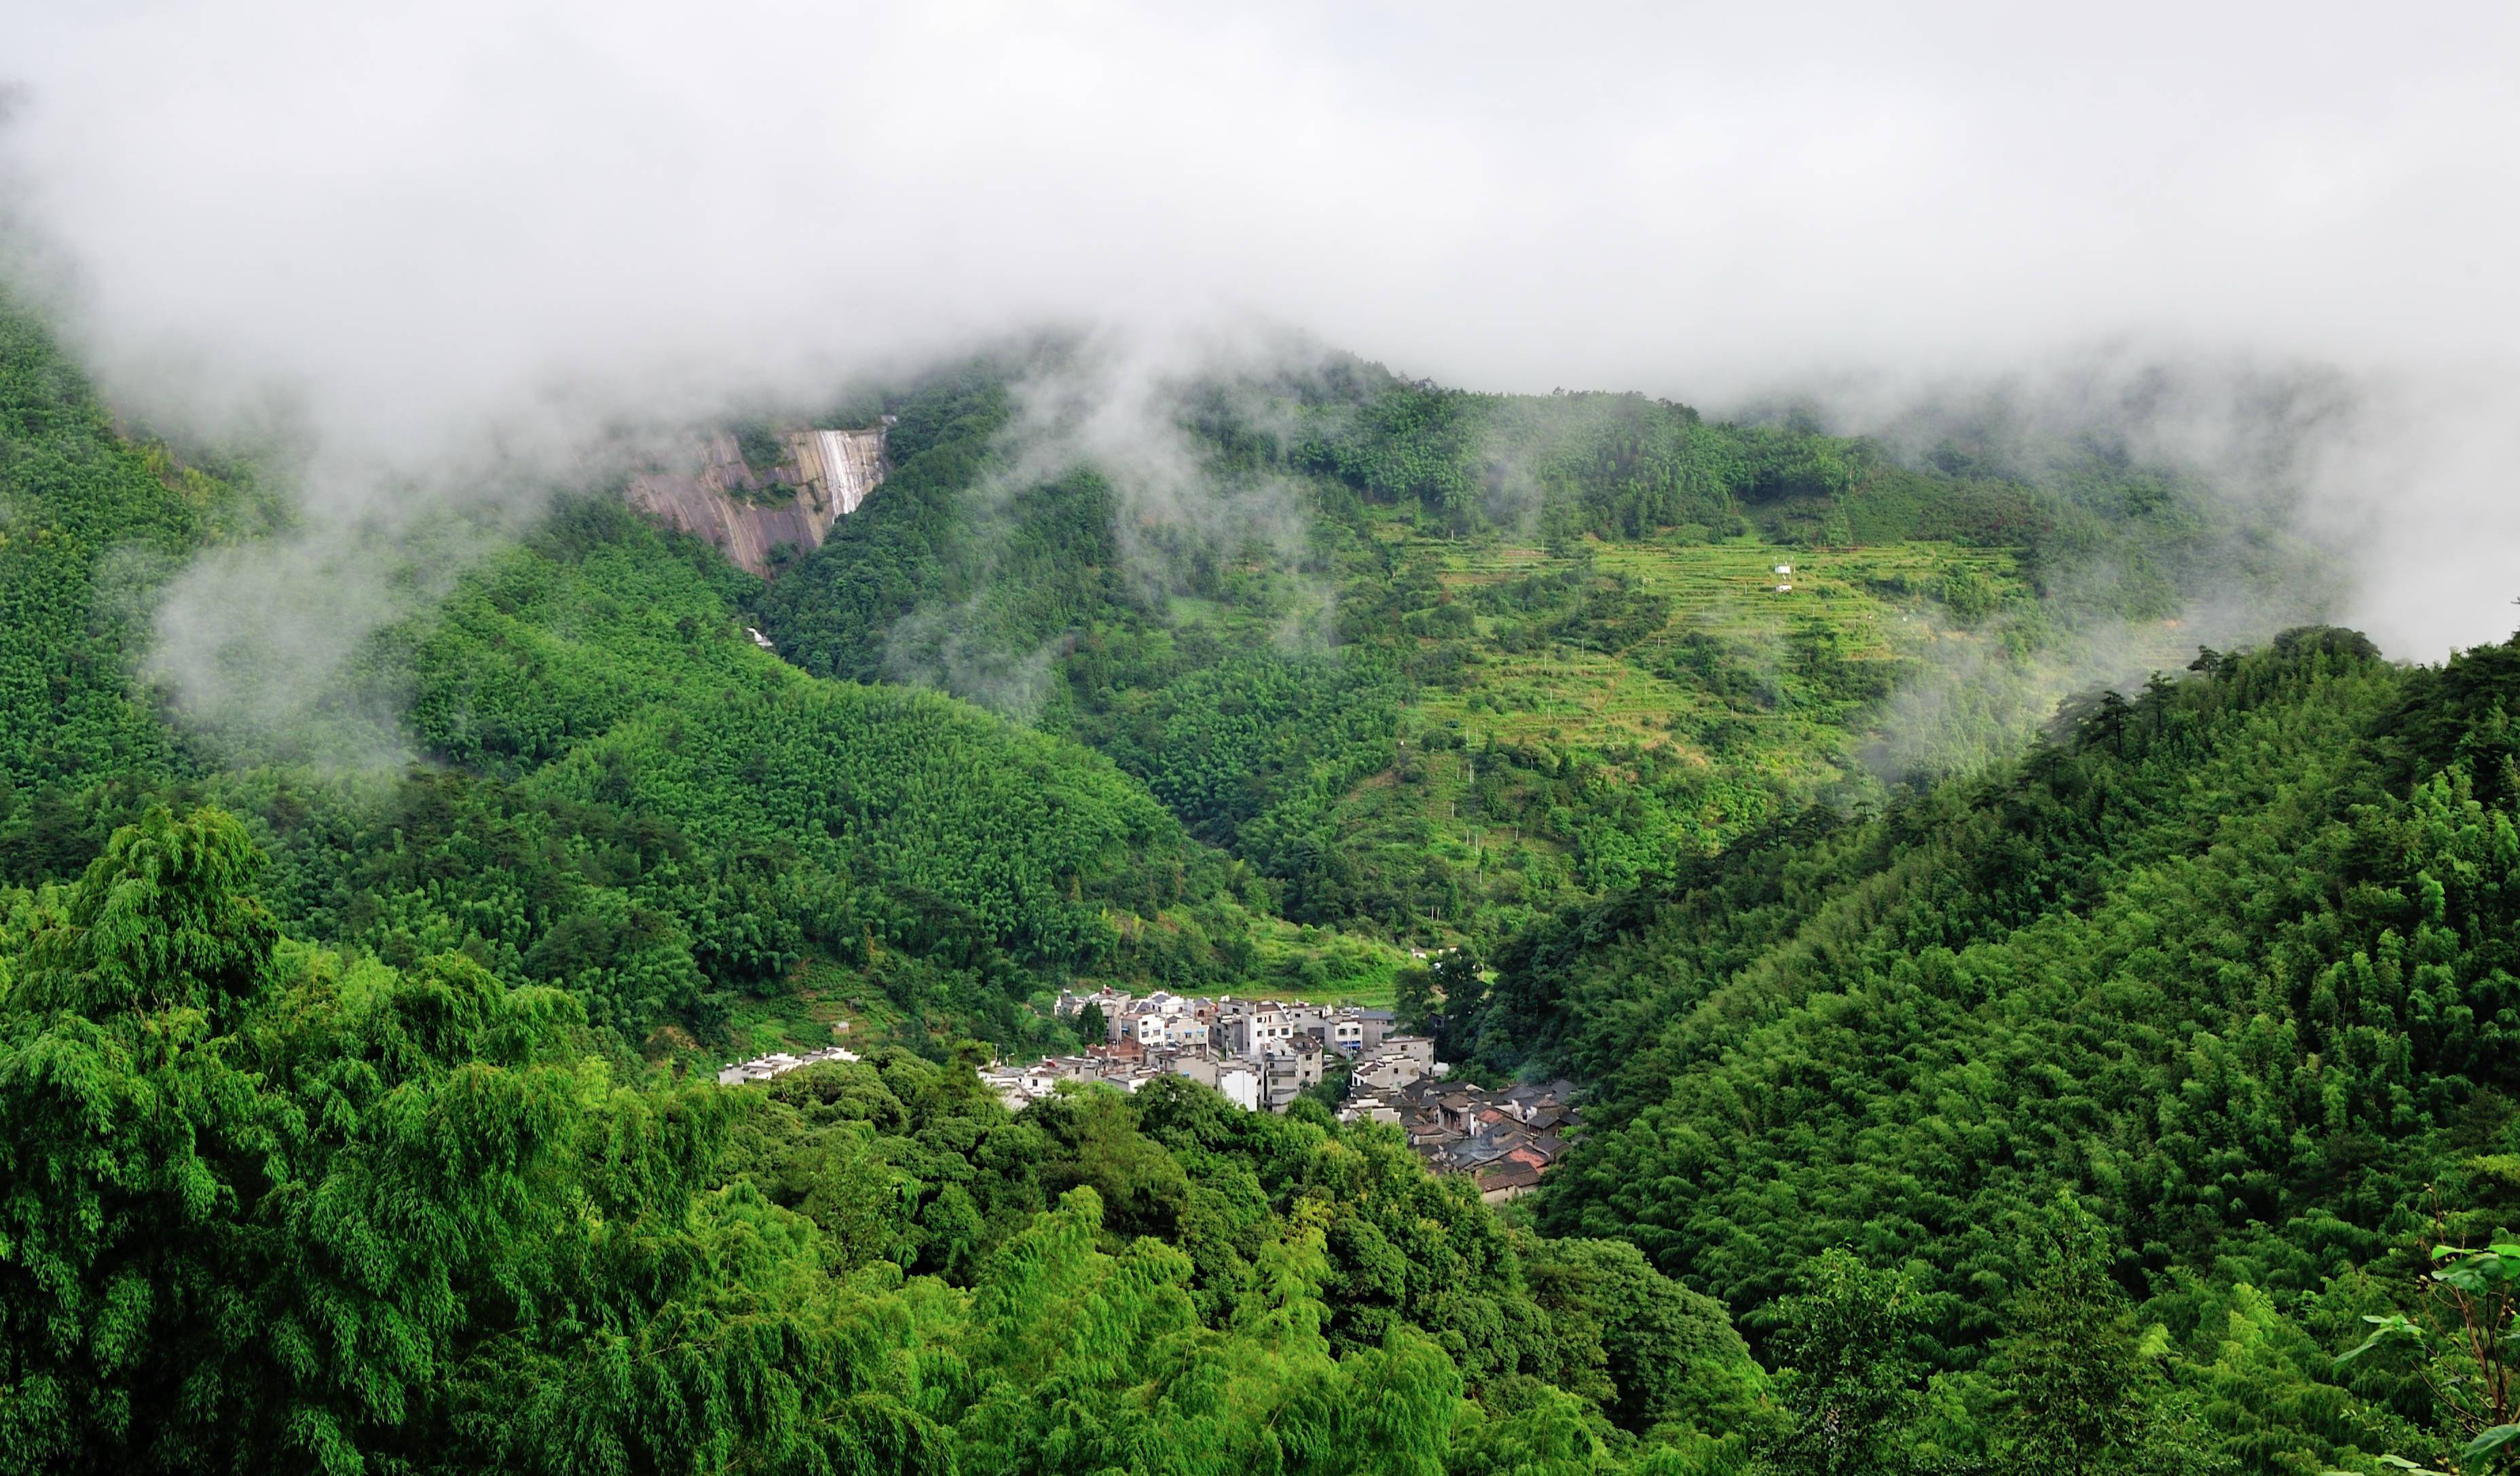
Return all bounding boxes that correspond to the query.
[758,352,2328,946]
[0,306,1339,1062]
[0,308,263,872]
[212,502,1295,1053]
[11,297,2510,1475]
[0,807,1762,1473]
[1453,627,2520,1473]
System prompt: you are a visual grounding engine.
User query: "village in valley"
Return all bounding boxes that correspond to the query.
[708,984,1580,1204]
[990,987,1579,1204]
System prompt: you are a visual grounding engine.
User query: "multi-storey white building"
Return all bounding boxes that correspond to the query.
[1130,1012,1209,1048]
[1170,1054,1261,1111]
[1219,1005,1299,1058]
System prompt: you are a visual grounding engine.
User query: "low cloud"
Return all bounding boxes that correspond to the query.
[876,325,1336,716]
[3,0,2514,693]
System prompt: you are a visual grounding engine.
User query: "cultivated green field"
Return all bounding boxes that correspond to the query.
[1419,533,2022,745]
[1305,519,2203,936]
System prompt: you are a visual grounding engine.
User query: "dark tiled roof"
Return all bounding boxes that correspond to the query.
[1476,1162,1544,1192]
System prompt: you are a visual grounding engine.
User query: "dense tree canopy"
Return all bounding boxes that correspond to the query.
[0,807,1763,1473]
[0,296,2499,1474]
[1463,629,2520,1473]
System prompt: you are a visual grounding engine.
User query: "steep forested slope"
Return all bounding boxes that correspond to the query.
[0,309,257,874]
[203,501,1277,1052]
[1460,627,2520,1473]
[0,304,1306,1060]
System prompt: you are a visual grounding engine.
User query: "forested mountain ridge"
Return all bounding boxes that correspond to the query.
[0,303,1339,1063]
[755,347,2333,952]
[0,303,1766,1472]
[1456,626,2520,1472]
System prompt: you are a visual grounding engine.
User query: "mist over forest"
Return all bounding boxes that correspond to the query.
[1,5,2517,1475]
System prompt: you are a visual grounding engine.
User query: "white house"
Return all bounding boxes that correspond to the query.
[1220,1007,1298,1060]
[716,1044,859,1086]
[1172,1054,1261,1111]
[1134,1012,1207,1048]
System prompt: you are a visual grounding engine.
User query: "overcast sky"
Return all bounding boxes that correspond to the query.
[7,0,2518,654]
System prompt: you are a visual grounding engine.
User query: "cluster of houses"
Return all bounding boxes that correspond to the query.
[707,988,1582,1206]
[976,986,1578,1204]
[715,1044,859,1086]
[1338,1075,1578,1204]
[976,989,1446,1115]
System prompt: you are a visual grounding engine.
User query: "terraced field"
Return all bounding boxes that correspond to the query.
[1592,534,2021,645]
[1413,531,2028,756]
[1305,518,2205,934]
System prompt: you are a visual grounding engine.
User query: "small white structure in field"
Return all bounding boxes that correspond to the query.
[1773,564,1793,575]
[1775,583,1793,593]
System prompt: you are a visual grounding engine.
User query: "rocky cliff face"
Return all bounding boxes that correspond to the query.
[624,424,886,577]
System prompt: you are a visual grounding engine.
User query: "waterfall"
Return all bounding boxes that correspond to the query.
[809,429,884,517]
[622,424,887,578]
